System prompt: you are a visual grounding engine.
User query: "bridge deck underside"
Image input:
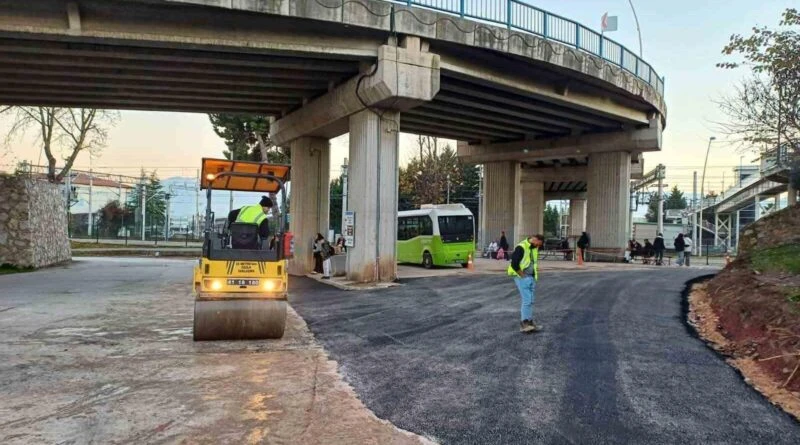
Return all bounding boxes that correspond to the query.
[1,37,636,148]
[403,73,629,144]
[0,38,363,115]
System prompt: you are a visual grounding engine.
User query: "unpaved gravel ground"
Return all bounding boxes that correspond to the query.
[0,257,432,445]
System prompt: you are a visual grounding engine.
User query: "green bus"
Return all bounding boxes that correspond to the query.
[397,204,475,268]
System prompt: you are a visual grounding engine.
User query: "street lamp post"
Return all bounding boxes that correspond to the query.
[699,136,716,256]
[627,0,644,57]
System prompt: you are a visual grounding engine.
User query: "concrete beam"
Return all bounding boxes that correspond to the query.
[521,166,587,183]
[545,191,587,201]
[271,42,440,145]
[66,2,81,33]
[457,117,662,164]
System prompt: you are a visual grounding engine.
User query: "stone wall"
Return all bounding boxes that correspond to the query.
[738,203,800,257]
[0,175,71,268]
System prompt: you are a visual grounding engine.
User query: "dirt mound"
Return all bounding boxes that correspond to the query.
[690,205,800,419]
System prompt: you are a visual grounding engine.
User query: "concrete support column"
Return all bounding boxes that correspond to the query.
[518,181,544,240]
[482,161,521,246]
[789,183,797,207]
[569,199,587,236]
[288,137,330,276]
[586,151,631,257]
[345,109,400,283]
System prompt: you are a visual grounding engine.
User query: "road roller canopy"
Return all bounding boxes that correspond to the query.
[200,158,290,193]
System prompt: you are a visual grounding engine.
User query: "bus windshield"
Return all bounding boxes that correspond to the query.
[437,216,474,243]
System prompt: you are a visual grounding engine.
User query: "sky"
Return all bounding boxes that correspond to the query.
[0,0,792,200]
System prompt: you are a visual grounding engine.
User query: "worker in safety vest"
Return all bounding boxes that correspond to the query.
[507,234,544,333]
[227,195,273,239]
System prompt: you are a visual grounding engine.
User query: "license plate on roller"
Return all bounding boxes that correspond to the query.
[228,279,259,286]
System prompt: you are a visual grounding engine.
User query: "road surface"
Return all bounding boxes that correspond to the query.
[0,258,429,445]
[291,270,800,444]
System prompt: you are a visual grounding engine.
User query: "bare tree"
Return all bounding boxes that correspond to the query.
[716,77,799,154]
[4,107,119,182]
[717,8,799,174]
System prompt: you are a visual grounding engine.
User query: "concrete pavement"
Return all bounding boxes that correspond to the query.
[290,270,800,444]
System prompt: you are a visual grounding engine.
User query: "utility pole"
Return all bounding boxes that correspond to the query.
[65,170,72,237]
[195,169,200,239]
[656,164,664,236]
[693,171,698,244]
[140,174,147,241]
[88,155,93,237]
[164,192,171,241]
[699,136,716,256]
[340,158,348,237]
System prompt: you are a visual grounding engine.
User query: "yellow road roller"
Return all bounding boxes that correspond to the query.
[193,158,293,341]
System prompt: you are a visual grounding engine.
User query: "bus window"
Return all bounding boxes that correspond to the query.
[406,217,419,239]
[420,216,433,236]
[437,216,474,243]
[397,217,407,240]
[398,216,420,240]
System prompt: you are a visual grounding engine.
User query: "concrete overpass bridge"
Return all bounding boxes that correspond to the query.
[0,0,666,282]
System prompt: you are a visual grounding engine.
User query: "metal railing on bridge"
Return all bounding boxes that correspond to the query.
[390,0,665,95]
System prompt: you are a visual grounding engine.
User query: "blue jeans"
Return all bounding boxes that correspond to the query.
[677,251,685,266]
[514,275,536,321]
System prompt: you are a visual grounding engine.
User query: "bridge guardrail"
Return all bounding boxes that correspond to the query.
[391,0,664,96]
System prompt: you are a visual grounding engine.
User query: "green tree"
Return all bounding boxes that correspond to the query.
[717,8,799,187]
[646,185,689,222]
[329,175,343,234]
[543,204,560,238]
[126,170,167,237]
[398,136,479,217]
[208,114,289,164]
[96,200,132,238]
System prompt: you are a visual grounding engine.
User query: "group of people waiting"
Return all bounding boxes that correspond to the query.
[626,232,693,266]
[484,231,511,260]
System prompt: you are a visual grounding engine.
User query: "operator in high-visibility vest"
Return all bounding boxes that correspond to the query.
[507,234,544,333]
[227,195,273,239]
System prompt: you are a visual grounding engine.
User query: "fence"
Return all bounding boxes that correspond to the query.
[390,0,664,95]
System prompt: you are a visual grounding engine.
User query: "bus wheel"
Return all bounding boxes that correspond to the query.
[422,252,433,269]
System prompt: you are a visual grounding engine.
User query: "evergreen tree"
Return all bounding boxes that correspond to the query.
[126,170,167,237]
[329,175,344,234]
[208,114,289,164]
[646,185,688,222]
[543,204,560,238]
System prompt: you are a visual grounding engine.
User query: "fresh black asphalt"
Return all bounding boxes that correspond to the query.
[289,270,800,444]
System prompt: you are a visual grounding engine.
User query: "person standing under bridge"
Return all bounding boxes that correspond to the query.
[508,234,544,333]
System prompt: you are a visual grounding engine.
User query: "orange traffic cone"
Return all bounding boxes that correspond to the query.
[467,252,474,271]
